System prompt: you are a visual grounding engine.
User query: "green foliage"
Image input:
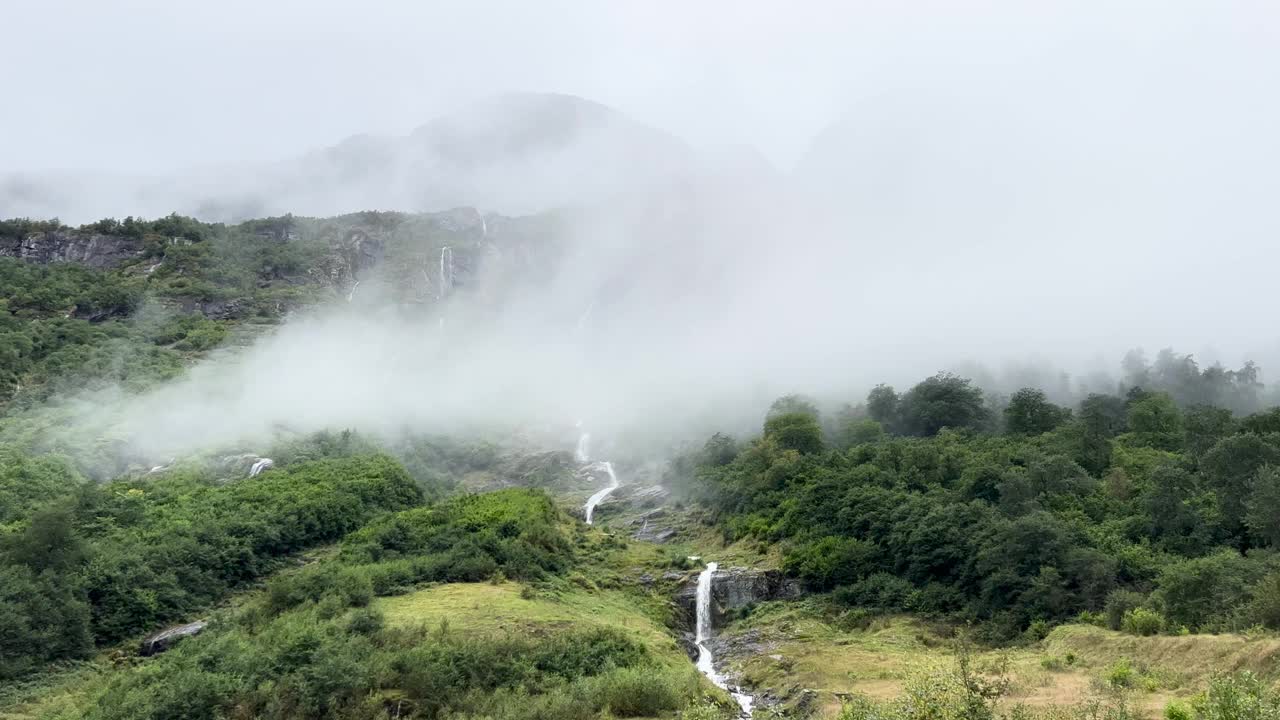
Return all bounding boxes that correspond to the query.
[1121,607,1165,636]
[763,410,824,454]
[783,535,877,590]
[1153,550,1268,631]
[1105,590,1148,631]
[330,488,573,596]
[898,373,992,436]
[70,610,674,720]
[1191,672,1280,720]
[1005,388,1070,435]
[1106,658,1137,689]
[1245,466,1280,548]
[1127,392,1185,451]
[0,453,420,680]
[698,371,1280,639]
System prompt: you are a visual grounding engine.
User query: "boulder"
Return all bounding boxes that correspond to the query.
[140,620,207,656]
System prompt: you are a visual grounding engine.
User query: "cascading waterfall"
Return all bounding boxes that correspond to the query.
[346,280,360,303]
[696,562,754,717]
[584,461,619,525]
[248,458,274,477]
[575,432,591,463]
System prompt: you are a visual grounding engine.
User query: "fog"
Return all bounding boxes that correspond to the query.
[4,1,1279,466]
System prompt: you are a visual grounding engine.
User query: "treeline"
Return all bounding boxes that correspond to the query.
[690,367,1280,641]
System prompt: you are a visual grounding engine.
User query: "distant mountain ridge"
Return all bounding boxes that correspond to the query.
[1,93,699,224]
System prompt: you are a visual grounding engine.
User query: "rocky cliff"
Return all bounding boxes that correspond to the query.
[675,567,802,631]
[0,230,144,268]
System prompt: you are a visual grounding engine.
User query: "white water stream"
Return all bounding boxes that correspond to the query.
[584,461,619,525]
[696,562,754,717]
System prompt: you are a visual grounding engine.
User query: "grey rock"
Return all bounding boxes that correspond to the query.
[180,296,251,320]
[1,230,144,268]
[675,567,802,631]
[632,526,677,544]
[140,620,207,656]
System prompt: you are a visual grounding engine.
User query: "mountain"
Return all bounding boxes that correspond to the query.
[1,93,696,224]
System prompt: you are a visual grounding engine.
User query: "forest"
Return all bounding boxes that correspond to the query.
[687,366,1280,642]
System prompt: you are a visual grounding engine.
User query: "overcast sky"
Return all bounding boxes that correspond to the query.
[4,0,1276,173]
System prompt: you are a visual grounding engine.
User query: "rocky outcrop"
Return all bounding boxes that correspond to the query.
[179,297,252,320]
[627,507,677,543]
[140,620,207,656]
[310,228,386,292]
[0,230,144,268]
[675,567,802,630]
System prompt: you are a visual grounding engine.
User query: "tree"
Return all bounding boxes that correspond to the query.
[1143,464,1223,554]
[1126,392,1183,451]
[1183,405,1237,461]
[766,394,819,421]
[1201,434,1280,541]
[1246,466,1280,548]
[700,433,738,467]
[763,412,824,454]
[898,373,990,436]
[1003,388,1069,435]
[866,385,900,430]
[1076,393,1128,474]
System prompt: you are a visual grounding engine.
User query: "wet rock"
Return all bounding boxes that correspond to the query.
[140,620,207,656]
[675,568,802,629]
[310,228,386,291]
[677,632,698,661]
[0,230,145,269]
[632,526,677,543]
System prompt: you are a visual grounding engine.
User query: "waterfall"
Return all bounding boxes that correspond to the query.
[248,458,274,477]
[438,246,454,298]
[346,280,360,303]
[695,563,754,717]
[584,461,619,525]
[480,214,488,237]
[575,432,591,463]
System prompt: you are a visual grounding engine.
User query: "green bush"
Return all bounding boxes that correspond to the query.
[1106,659,1136,689]
[1122,607,1165,636]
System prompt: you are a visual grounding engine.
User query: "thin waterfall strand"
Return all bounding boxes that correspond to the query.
[695,562,754,717]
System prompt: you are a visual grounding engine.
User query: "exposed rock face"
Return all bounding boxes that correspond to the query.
[0,230,144,268]
[675,568,802,630]
[628,507,677,543]
[312,228,386,291]
[179,297,251,320]
[140,620,207,656]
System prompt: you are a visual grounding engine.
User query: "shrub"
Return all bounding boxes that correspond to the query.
[1121,607,1165,636]
[1164,700,1192,720]
[1105,590,1148,631]
[1106,659,1136,689]
[588,666,692,717]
